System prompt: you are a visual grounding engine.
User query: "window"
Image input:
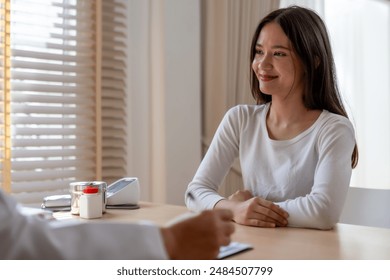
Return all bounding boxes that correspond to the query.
[0,0,128,205]
[281,0,390,190]
[323,0,390,190]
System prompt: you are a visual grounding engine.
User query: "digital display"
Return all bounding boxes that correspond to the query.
[107,179,136,195]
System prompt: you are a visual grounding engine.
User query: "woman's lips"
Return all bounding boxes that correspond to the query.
[259,74,278,82]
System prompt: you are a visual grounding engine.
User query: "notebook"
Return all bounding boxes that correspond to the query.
[218,242,253,259]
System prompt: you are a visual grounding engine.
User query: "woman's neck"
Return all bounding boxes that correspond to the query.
[267,99,309,125]
[266,100,321,140]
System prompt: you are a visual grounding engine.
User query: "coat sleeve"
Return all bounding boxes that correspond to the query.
[0,190,169,259]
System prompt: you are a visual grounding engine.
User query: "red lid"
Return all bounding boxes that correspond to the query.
[83,186,99,194]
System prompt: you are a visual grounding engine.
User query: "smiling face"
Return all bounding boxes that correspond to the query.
[252,22,305,101]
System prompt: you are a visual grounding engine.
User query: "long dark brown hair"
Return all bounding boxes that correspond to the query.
[249,6,358,168]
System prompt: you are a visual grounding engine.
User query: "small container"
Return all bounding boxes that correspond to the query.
[70,181,107,215]
[79,186,103,219]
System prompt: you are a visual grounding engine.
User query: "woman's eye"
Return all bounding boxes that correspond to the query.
[255,49,263,55]
[274,52,286,57]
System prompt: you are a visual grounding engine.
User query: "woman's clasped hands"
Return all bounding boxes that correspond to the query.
[222,190,289,228]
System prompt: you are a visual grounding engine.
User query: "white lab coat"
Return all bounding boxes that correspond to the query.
[0,190,168,259]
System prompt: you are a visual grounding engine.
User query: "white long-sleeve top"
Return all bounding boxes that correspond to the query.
[0,189,168,259]
[185,103,355,230]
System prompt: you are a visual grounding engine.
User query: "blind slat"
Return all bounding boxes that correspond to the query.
[12,147,95,158]
[12,37,94,51]
[10,158,91,170]
[11,104,95,115]
[11,59,95,74]
[12,138,94,147]
[11,93,93,104]
[11,71,94,84]
[12,116,94,126]
[12,168,94,182]
[11,83,94,94]
[12,49,94,63]
[12,127,95,136]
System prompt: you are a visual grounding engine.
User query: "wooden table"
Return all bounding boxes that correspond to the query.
[54,202,390,260]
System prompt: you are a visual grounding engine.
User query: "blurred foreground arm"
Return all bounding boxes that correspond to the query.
[0,189,233,259]
[161,209,235,259]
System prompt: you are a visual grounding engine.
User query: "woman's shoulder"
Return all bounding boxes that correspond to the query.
[217,104,268,135]
[317,110,355,138]
[226,103,269,118]
[320,111,354,128]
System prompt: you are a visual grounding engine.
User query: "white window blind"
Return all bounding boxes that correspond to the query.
[0,0,128,205]
[0,1,10,194]
[101,0,127,182]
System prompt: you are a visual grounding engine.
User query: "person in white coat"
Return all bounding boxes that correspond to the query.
[185,6,358,230]
[0,189,234,259]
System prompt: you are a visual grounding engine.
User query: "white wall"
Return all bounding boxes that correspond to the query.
[126,0,201,205]
[340,187,390,228]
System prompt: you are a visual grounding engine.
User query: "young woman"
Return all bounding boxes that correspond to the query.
[185,6,358,230]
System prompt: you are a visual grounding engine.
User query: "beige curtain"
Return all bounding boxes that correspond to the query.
[201,0,280,196]
[127,0,202,205]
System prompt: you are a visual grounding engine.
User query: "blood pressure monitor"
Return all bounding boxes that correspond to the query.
[106,177,140,207]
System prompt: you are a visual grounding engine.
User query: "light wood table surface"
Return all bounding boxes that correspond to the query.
[54,201,390,260]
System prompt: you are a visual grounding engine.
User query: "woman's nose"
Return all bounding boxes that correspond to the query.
[258,55,273,70]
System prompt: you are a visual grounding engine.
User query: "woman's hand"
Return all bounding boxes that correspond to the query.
[228,190,254,202]
[217,190,289,228]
